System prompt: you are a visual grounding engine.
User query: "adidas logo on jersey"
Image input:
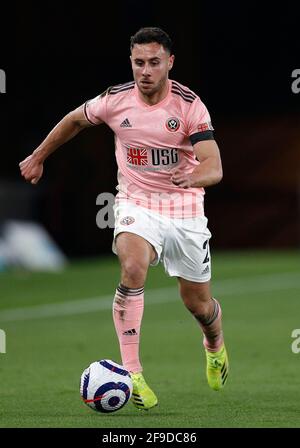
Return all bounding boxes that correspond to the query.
[123,328,137,336]
[120,118,132,127]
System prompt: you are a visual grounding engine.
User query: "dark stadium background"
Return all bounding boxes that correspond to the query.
[1,1,299,257]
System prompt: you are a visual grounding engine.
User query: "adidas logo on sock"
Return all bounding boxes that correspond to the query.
[120,118,132,127]
[123,328,137,336]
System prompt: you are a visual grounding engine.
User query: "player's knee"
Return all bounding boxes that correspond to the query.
[184,300,211,319]
[180,288,211,317]
[121,258,147,287]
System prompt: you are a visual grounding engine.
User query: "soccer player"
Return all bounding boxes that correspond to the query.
[19,27,229,410]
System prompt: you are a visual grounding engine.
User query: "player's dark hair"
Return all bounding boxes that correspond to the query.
[130,27,173,54]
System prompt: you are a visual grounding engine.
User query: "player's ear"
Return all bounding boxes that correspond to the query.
[168,55,175,71]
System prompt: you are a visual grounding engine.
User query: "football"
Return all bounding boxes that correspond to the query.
[80,359,133,413]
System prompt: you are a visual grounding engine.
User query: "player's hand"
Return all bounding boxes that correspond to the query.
[171,169,194,188]
[19,154,44,185]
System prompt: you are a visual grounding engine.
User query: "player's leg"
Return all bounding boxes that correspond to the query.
[113,232,158,409]
[162,215,228,390]
[178,278,223,351]
[114,232,154,373]
[116,231,154,287]
[178,278,229,390]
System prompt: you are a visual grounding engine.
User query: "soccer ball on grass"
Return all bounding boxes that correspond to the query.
[80,359,133,413]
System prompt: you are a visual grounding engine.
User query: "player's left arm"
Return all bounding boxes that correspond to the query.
[171,140,223,188]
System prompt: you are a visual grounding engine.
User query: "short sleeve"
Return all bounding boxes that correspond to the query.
[186,97,215,145]
[83,89,109,125]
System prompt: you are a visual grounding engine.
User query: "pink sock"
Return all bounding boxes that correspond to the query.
[196,298,224,352]
[112,284,144,373]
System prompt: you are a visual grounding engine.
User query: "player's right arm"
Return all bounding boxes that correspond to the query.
[19,104,99,184]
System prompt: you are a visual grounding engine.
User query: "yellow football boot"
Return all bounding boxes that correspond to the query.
[205,344,229,391]
[130,373,158,410]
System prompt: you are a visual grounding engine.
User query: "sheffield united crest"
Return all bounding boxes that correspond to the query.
[166,117,180,132]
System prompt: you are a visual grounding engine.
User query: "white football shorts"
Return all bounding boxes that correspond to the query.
[112,203,212,283]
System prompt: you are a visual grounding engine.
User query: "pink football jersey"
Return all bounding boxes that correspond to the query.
[84,79,213,217]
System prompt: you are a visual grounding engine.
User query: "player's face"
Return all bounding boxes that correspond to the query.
[130,43,174,98]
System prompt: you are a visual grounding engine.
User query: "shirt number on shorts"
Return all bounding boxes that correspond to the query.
[203,240,210,263]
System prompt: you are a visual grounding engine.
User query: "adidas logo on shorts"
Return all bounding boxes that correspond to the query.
[201,265,210,275]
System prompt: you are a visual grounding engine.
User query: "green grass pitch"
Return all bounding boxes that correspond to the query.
[0,250,300,428]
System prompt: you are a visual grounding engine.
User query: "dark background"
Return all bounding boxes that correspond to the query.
[1,1,299,257]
